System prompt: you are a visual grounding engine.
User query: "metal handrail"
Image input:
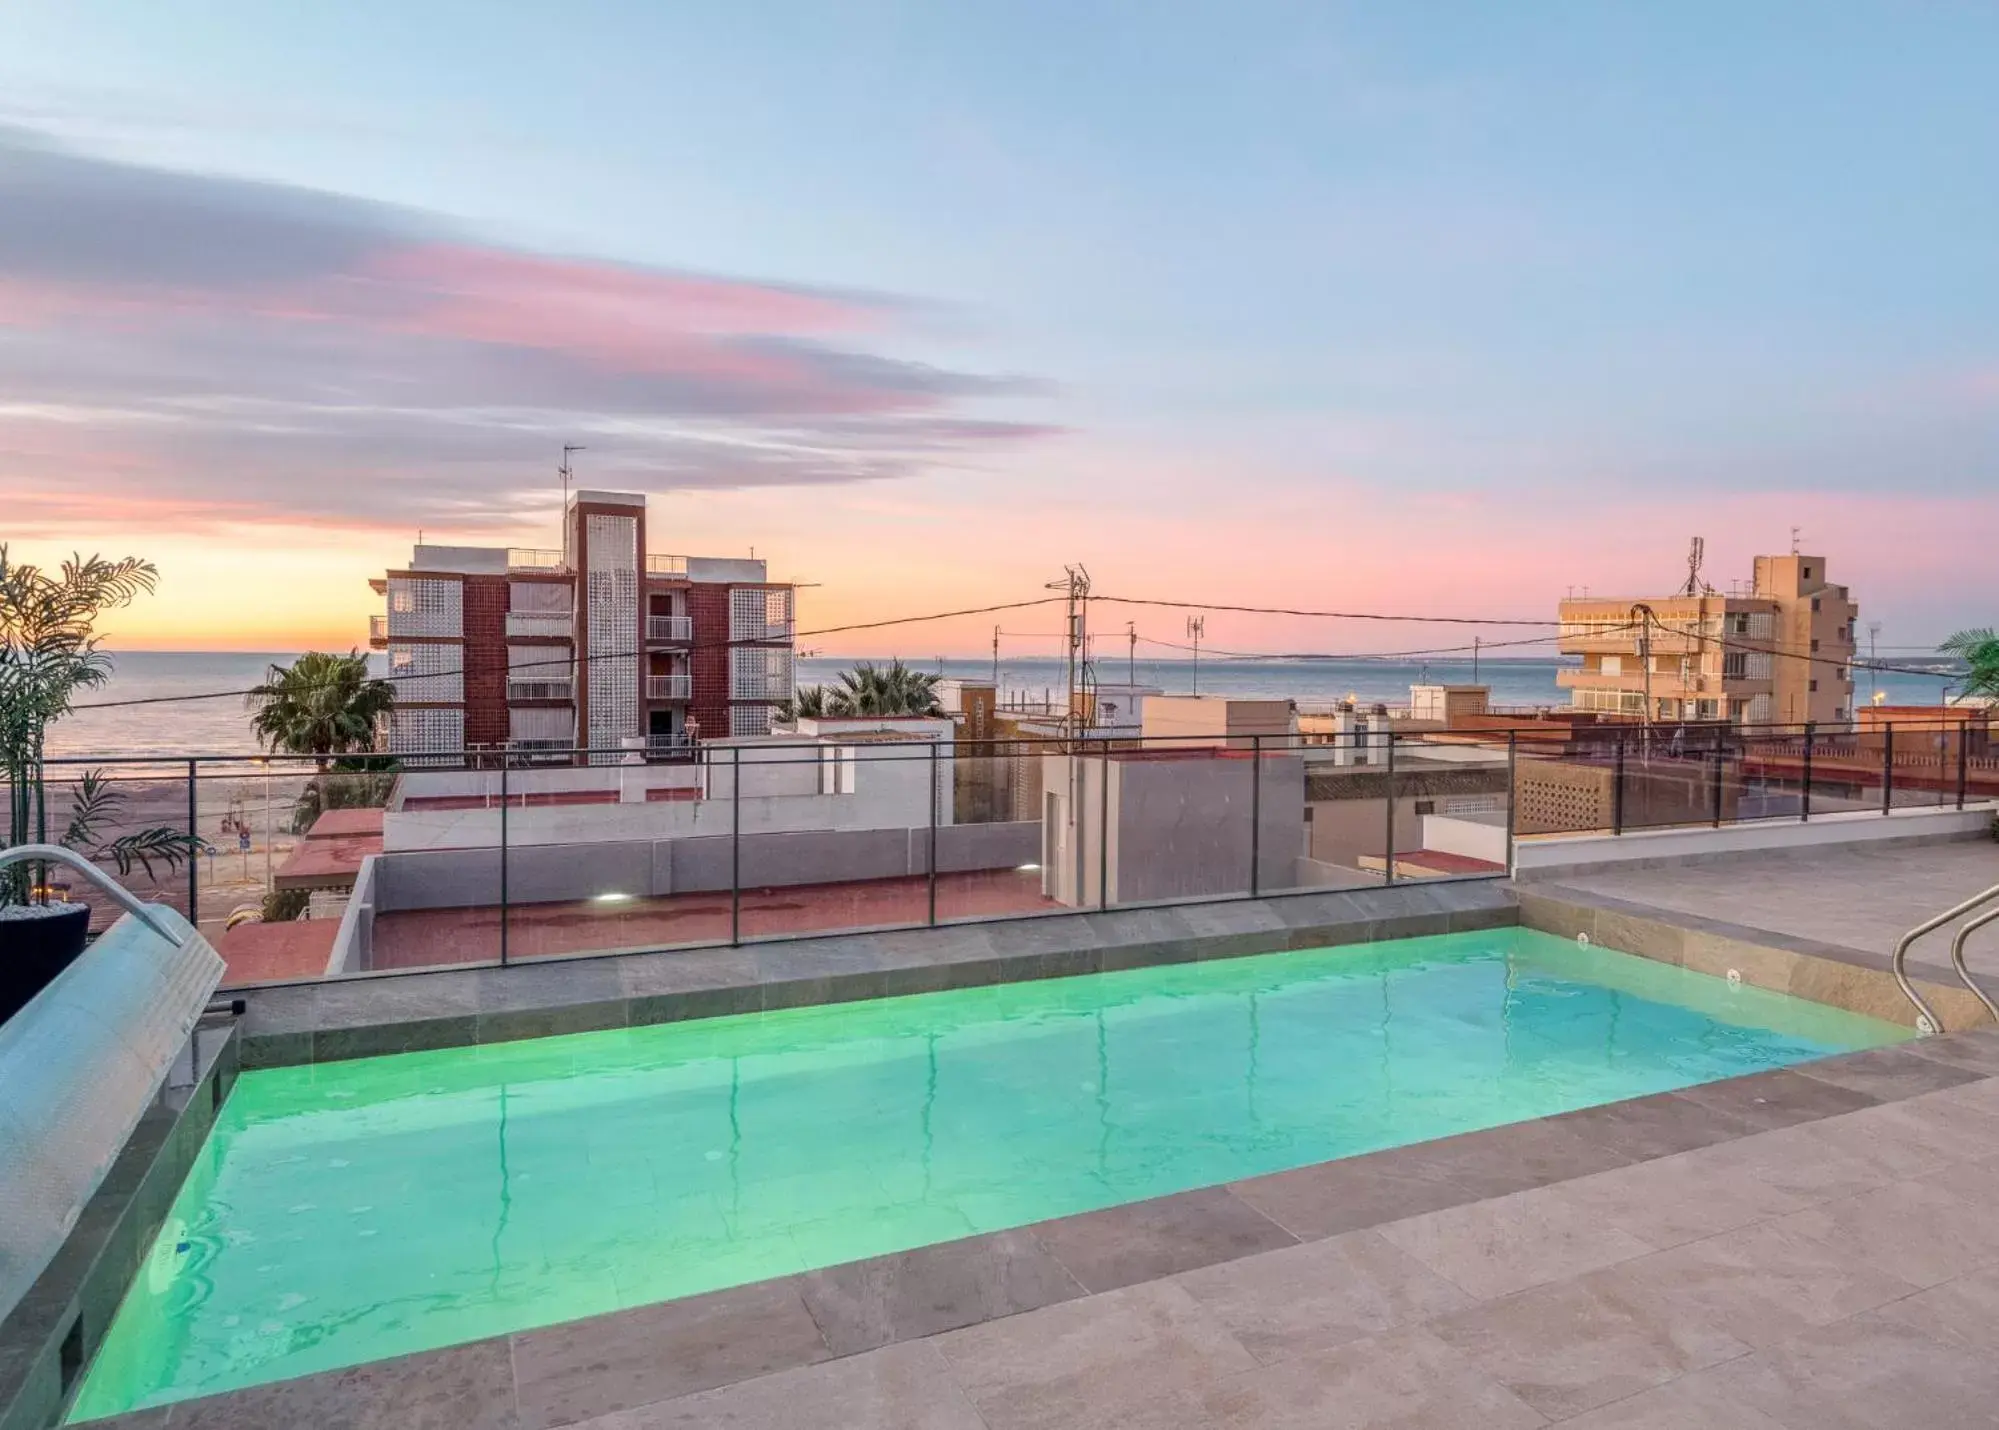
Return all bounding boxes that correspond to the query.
[0,845,189,947]
[1892,881,1999,1033]
[1947,904,1999,1026]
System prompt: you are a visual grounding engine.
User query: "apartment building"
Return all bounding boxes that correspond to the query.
[1557,552,1857,727]
[367,490,794,758]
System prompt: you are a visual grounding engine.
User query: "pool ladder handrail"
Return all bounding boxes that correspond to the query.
[1891,881,1999,1034]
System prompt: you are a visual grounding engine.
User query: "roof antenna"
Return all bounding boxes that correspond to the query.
[1679,536,1706,597]
[1790,525,1802,555]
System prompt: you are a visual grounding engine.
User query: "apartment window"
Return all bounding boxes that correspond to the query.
[1809,679,1819,692]
[1414,800,1436,817]
[385,576,462,636]
[386,706,463,759]
[1802,565,1813,579]
[1811,598,1821,612]
[386,642,462,702]
[1697,699,1718,720]
[1810,638,1820,652]
[1722,652,1747,680]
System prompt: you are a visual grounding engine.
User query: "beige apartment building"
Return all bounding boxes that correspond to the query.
[1558,553,1858,728]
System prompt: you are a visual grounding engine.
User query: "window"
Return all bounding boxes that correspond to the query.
[1803,565,1813,579]
[1722,652,1747,680]
[1414,800,1435,816]
[1810,639,1819,652]
[1809,679,1819,692]
[386,642,462,702]
[1811,598,1821,612]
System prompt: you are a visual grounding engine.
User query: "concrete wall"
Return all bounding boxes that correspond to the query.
[1421,813,1511,867]
[1141,697,1296,750]
[1042,752,1305,906]
[388,742,949,852]
[324,855,377,975]
[370,820,1039,912]
[396,763,701,805]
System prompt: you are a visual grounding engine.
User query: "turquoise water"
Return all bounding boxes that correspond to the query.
[72,929,1907,1419]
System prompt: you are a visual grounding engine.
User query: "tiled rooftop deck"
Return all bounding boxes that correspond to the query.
[1542,839,1999,983]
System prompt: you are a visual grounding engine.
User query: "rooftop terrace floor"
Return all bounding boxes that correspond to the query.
[1542,838,1999,983]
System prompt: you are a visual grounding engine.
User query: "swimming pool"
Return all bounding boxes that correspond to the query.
[71,927,1907,1419]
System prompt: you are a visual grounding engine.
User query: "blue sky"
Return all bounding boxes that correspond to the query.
[2,2,1994,649]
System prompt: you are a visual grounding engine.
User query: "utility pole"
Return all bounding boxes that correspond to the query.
[1630,602,1655,752]
[1187,616,1205,696]
[1868,621,1882,706]
[1127,621,1137,690]
[1473,635,1481,686]
[1046,565,1092,740]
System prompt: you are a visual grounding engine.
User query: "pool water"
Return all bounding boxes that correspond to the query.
[72,928,1907,1418]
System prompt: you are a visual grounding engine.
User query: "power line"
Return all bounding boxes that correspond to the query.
[1094,595,1558,626]
[68,596,1068,712]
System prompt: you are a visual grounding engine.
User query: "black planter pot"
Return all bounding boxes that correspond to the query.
[0,902,92,1024]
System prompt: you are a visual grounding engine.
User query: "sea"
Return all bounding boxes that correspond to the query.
[43,650,1966,762]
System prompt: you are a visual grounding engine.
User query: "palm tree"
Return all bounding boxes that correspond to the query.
[1941,629,1999,702]
[246,650,395,768]
[0,547,205,903]
[774,685,834,723]
[832,659,943,717]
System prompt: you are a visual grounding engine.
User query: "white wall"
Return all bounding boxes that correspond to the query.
[1513,802,1999,876]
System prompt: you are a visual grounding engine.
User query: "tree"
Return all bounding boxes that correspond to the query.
[831,659,943,717]
[245,650,395,768]
[0,547,207,904]
[1941,629,1999,702]
[774,663,943,722]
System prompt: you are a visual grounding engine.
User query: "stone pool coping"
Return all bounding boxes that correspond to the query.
[227,882,1519,1069]
[67,1031,1999,1430]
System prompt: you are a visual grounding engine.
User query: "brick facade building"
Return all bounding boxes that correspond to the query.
[368,490,794,758]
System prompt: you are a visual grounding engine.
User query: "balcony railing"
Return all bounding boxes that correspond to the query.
[646,674,692,701]
[646,554,688,578]
[506,610,573,638]
[646,614,693,643]
[507,678,575,702]
[368,614,389,647]
[507,548,568,573]
[646,731,693,752]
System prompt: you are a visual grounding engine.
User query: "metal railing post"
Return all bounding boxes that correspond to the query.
[498,751,509,966]
[1958,723,1970,810]
[1882,723,1895,814]
[1383,729,1397,885]
[927,741,938,926]
[730,746,742,945]
[186,758,199,926]
[1249,733,1262,897]
[1504,731,1518,877]
[1800,723,1813,822]
[1097,744,1111,910]
[1612,735,1625,836]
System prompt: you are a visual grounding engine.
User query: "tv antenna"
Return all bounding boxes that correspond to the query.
[560,444,586,563]
[1790,525,1802,555]
[1187,615,1205,696]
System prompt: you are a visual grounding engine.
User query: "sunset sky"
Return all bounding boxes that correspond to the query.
[3,2,1995,659]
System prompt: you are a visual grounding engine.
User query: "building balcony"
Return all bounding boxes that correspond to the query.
[646,614,692,643]
[647,731,693,754]
[368,614,389,649]
[506,611,573,638]
[730,621,794,643]
[646,554,688,578]
[508,678,575,702]
[646,674,692,701]
[507,548,568,574]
